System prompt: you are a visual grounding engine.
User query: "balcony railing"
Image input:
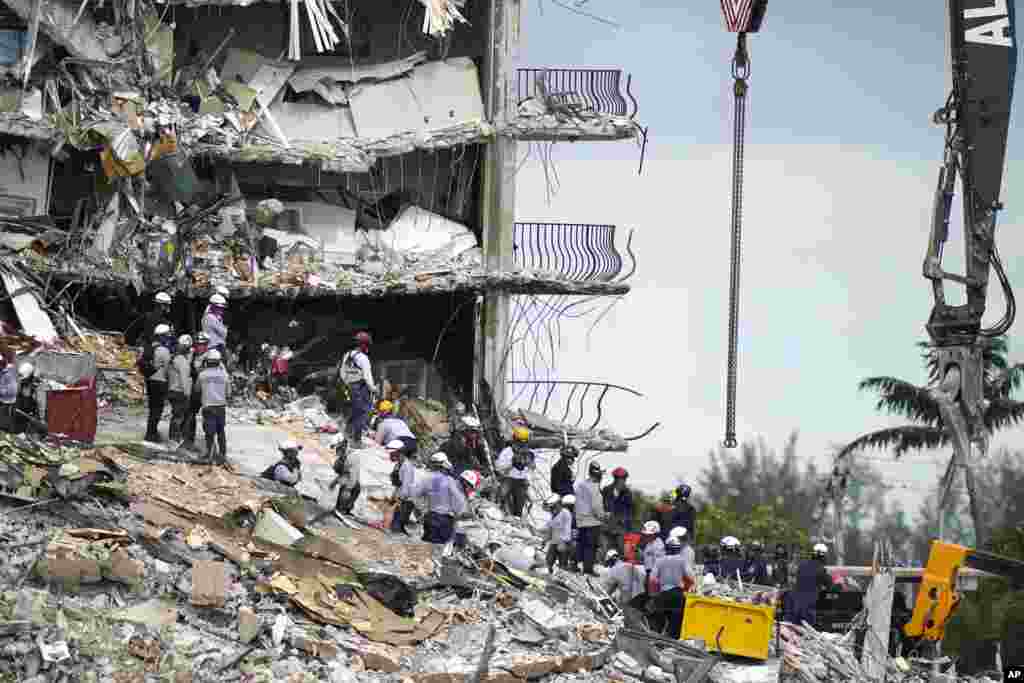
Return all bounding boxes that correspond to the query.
[513,222,627,282]
[515,68,638,119]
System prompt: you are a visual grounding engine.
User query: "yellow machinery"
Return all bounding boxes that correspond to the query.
[679,594,776,661]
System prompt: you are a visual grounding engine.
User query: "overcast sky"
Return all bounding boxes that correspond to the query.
[508,0,1024,516]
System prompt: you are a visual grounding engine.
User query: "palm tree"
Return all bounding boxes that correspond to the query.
[838,337,1024,547]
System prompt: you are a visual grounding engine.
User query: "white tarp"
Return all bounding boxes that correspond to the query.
[1,271,57,342]
[370,205,477,261]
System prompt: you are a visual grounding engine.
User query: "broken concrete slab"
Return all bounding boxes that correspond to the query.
[238,606,260,643]
[190,560,227,608]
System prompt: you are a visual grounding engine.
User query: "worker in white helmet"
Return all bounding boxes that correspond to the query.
[388,439,418,535]
[790,543,835,626]
[411,452,466,545]
[602,549,647,608]
[197,348,229,462]
[167,335,193,445]
[141,291,174,346]
[640,521,665,588]
[540,493,574,573]
[668,526,695,571]
[14,361,39,433]
[202,294,229,354]
[261,440,304,486]
[144,324,174,443]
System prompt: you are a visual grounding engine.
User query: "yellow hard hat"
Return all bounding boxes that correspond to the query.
[512,426,530,442]
[378,400,394,414]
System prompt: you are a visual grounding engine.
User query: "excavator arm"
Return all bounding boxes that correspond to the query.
[923,0,1017,461]
[904,540,1024,641]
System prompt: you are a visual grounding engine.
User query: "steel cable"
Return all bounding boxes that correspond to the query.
[723,36,750,450]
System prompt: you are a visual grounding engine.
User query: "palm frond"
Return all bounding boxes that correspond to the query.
[857,376,941,425]
[985,398,1024,432]
[836,425,947,460]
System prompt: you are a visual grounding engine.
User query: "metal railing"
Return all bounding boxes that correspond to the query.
[512,222,624,282]
[507,380,660,442]
[515,68,638,119]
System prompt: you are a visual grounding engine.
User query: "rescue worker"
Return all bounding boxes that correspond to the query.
[550,444,578,497]
[142,291,174,345]
[667,484,697,541]
[601,549,647,608]
[329,434,360,515]
[145,324,173,443]
[702,544,721,579]
[453,470,482,549]
[640,521,666,589]
[771,544,791,587]
[0,351,16,432]
[439,416,489,475]
[183,332,209,451]
[202,294,229,355]
[412,452,466,545]
[541,494,574,572]
[338,331,376,444]
[14,362,39,434]
[574,461,607,576]
[790,543,834,626]
[495,426,534,518]
[602,467,634,555]
[261,441,303,486]
[389,439,417,535]
[167,335,193,444]
[718,536,745,581]
[651,492,674,542]
[374,400,418,456]
[669,526,696,571]
[197,348,229,463]
[744,540,770,585]
[648,535,696,636]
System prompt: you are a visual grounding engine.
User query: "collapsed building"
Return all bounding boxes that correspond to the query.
[0,0,645,447]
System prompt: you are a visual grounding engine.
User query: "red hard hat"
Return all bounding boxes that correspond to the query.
[354,331,372,345]
[612,467,628,478]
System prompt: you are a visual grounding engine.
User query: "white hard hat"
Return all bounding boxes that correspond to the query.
[666,536,682,549]
[279,440,300,451]
[561,494,575,506]
[545,493,561,507]
[210,294,227,306]
[669,526,687,540]
[17,362,33,379]
[461,416,481,429]
[386,439,405,451]
[813,543,828,555]
[430,452,448,465]
[605,549,620,562]
[206,349,222,361]
[154,324,171,336]
[722,536,740,548]
[178,334,193,347]
[195,332,209,343]
[154,291,172,304]
[215,285,230,297]
[642,521,661,535]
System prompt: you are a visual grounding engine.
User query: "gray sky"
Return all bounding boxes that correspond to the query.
[509,1,1024,515]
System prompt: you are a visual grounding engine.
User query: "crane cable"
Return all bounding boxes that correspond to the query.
[723,32,750,449]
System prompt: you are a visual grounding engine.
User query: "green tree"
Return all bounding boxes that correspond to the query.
[839,337,1024,547]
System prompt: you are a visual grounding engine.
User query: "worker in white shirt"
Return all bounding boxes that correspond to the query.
[338,331,376,444]
[541,494,574,573]
[648,535,697,636]
[388,439,418,535]
[602,550,647,608]
[328,433,361,516]
[668,526,696,571]
[641,520,666,589]
[495,426,534,518]
[412,453,466,545]
[373,400,417,456]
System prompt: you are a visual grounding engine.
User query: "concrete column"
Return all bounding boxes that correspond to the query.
[476,0,519,413]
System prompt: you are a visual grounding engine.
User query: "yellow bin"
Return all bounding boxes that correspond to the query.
[679,595,775,661]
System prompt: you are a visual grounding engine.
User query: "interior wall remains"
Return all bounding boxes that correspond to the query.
[0,140,51,218]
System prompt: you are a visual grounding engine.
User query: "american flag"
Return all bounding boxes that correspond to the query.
[721,0,754,32]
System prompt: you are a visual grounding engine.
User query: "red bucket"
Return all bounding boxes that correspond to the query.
[623,532,643,564]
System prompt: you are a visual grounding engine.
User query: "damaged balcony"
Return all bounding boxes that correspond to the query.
[505,68,641,142]
[513,222,632,283]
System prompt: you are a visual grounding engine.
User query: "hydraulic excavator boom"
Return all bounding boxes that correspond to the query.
[904,540,1024,641]
[922,0,1017,468]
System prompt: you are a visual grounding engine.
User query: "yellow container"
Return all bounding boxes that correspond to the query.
[680,594,775,661]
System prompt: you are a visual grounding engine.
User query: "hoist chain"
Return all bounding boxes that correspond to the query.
[723,33,749,449]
